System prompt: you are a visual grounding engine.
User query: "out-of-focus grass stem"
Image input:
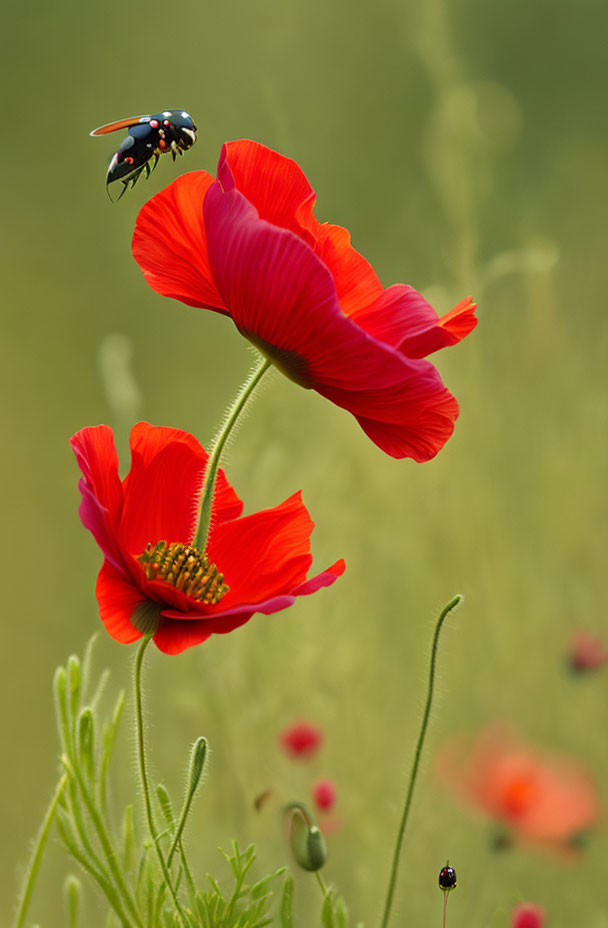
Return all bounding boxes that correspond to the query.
[14,774,67,928]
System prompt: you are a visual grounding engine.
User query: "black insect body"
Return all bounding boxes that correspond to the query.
[438,864,457,891]
[90,110,197,199]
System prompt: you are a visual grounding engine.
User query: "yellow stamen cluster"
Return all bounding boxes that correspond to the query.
[138,541,229,605]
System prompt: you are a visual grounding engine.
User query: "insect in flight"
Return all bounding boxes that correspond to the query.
[90,109,197,200]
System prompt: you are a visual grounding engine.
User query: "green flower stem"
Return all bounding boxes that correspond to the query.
[14,774,67,928]
[193,353,271,553]
[315,871,329,896]
[379,595,462,928]
[134,637,189,928]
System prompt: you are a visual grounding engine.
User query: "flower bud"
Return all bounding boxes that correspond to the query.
[285,802,327,872]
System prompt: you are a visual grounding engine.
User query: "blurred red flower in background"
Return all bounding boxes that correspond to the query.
[437,725,599,851]
[511,902,546,928]
[569,630,607,672]
[132,140,477,461]
[279,720,324,760]
[312,778,337,812]
[71,423,344,655]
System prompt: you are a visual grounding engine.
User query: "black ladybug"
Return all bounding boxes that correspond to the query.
[438,864,457,891]
[90,109,197,200]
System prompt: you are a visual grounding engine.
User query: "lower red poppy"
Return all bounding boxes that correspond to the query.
[71,422,344,654]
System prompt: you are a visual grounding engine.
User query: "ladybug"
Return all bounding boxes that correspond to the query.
[438,863,457,892]
[90,110,197,200]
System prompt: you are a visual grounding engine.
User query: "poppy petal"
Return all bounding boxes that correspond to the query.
[71,426,125,570]
[218,140,317,245]
[132,171,227,312]
[161,558,345,621]
[203,183,414,394]
[350,288,478,358]
[153,617,213,654]
[96,560,145,644]
[218,141,383,318]
[319,366,460,461]
[120,423,242,555]
[206,491,314,607]
[310,222,384,319]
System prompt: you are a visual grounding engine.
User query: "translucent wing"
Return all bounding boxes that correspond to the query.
[89,115,151,137]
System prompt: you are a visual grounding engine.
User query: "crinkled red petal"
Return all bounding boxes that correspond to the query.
[71,426,125,571]
[131,171,227,311]
[219,140,384,318]
[119,422,242,556]
[96,560,145,644]
[350,288,478,358]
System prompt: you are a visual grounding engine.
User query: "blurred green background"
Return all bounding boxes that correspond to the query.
[3,0,607,923]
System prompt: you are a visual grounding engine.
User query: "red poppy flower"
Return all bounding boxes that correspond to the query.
[312,778,337,812]
[71,423,344,655]
[132,140,477,461]
[437,725,599,850]
[279,720,324,760]
[511,902,546,928]
[569,630,608,672]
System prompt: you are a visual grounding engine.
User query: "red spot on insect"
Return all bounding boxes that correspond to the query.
[163,120,170,126]
[125,157,134,164]
[150,119,159,128]
[158,140,167,151]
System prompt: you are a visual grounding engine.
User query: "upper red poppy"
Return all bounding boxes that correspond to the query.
[437,724,599,852]
[132,140,477,461]
[71,423,344,655]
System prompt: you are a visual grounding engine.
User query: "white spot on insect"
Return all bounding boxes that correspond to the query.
[163,111,172,118]
[181,111,190,119]
[146,143,152,148]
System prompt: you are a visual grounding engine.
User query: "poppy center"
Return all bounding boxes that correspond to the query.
[138,541,229,605]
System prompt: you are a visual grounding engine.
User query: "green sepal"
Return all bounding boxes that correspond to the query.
[285,803,327,872]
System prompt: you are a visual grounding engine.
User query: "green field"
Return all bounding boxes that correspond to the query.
[3,0,607,924]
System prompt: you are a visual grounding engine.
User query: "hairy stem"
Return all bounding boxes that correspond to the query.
[193,354,271,552]
[133,637,189,927]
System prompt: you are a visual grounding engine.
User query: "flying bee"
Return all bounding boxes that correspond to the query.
[90,109,197,200]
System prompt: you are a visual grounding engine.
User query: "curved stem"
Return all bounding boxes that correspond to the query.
[315,870,328,896]
[133,637,188,928]
[193,353,271,552]
[14,774,67,928]
[379,595,462,928]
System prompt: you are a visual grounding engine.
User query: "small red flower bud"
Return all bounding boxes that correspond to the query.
[279,721,324,760]
[312,778,336,812]
[511,902,546,928]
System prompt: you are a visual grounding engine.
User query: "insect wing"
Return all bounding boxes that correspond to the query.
[90,115,151,137]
